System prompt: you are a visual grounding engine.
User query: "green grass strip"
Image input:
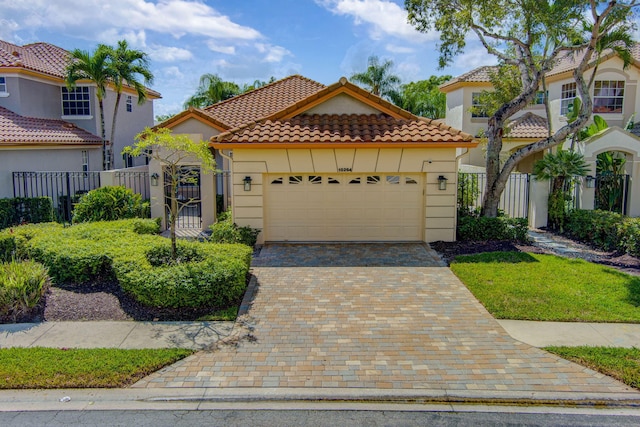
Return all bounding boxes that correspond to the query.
[546,346,640,390]
[451,251,640,322]
[0,347,193,389]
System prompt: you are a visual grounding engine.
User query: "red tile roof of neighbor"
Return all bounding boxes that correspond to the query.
[505,112,549,139]
[215,113,475,145]
[201,75,327,129]
[0,106,102,146]
[0,39,161,98]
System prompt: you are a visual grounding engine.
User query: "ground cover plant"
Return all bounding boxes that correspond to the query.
[450,251,640,322]
[0,260,49,323]
[0,347,193,389]
[0,219,252,314]
[72,186,149,223]
[545,346,640,390]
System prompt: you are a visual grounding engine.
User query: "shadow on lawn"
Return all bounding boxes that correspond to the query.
[451,251,540,264]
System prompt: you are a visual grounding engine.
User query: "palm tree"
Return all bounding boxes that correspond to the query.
[183,74,241,108]
[66,46,114,170]
[105,40,154,168]
[533,150,589,231]
[350,55,401,102]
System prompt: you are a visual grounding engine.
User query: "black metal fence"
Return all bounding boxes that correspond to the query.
[164,166,202,229]
[458,172,530,218]
[595,174,630,214]
[13,171,101,222]
[114,170,150,200]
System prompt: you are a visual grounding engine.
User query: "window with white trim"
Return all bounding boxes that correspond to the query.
[471,93,488,118]
[560,83,577,115]
[0,76,6,93]
[126,95,133,112]
[533,91,547,105]
[81,150,89,174]
[62,86,91,116]
[593,80,624,114]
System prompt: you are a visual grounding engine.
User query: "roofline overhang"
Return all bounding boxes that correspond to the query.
[439,81,494,93]
[210,141,479,150]
[0,143,102,148]
[155,108,228,132]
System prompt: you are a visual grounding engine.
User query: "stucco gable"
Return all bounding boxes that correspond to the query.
[580,126,640,160]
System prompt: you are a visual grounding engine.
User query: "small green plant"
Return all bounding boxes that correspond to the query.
[210,211,260,247]
[457,213,528,242]
[0,197,54,230]
[145,242,204,267]
[0,260,50,322]
[72,186,148,223]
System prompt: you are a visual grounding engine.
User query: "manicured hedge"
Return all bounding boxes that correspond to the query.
[5,219,252,309]
[565,209,640,256]
[72,186,149,223]
[0,197,54,230]
[457,215,529,242]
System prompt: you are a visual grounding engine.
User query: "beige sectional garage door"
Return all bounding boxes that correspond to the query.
[265,174,423,241]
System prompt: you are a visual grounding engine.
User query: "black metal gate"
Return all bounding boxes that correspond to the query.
[457,172,530,218]
[595,174,630,214]
[164,166,202,228]
[13,171,101,222]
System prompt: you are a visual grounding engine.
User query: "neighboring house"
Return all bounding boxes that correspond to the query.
[205,76,477,244]
[0,39,160,170]
[0,106,102,198]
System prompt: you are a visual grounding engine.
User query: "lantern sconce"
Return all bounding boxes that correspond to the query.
[586,175,596,188]
[150,173,159,186]
[437,175,448,191]
[243,176,252,191]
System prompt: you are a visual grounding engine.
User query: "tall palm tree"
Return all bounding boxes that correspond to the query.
[183,74,241,108]
[350,55,401,102]
[105,40,154,168]
[66,46,114,170]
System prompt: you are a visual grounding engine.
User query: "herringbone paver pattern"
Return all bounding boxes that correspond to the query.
[134,244,634,393]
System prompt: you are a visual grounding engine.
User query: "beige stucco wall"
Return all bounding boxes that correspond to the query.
[229,147,459,243]
[304,93,381,115]
[0,146,102,198]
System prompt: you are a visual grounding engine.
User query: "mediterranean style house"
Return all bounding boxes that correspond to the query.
[440,47,640,221]
[153,75,477,243]
[0,39,159,198]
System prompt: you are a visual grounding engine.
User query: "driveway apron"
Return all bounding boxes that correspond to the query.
[135,243,634,393]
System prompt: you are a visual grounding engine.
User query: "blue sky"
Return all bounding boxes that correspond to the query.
[1,0,497,117]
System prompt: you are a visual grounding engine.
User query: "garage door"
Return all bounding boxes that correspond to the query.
[265,174,423,241]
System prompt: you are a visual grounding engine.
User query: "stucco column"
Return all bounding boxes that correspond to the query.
[580,163,596,211]
[148,160,165,229]
[200,169,216,231]
[99,170,116,187]
[630,160,640,217]
[529,178,549,229]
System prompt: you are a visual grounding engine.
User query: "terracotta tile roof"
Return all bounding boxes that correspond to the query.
[202,75,326,128]
[439,66,497,89]
[0,39,161,98]
[505,112,549,139]
[215,113,475,145]
[0,106,102,146]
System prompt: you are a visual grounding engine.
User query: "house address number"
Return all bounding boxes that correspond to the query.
[338,167,352,172]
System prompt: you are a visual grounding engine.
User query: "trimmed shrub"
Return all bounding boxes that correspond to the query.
[210,212,260,247]
[72,186,147,223]
[0,197,54,229]
[565,210,640,256]
[0,260,50,322]
[457,215,529,242]
[132,217,161,235]
[618,218,640,257]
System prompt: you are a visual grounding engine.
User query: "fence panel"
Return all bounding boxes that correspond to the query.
[458,172,530,218]
[12,171,101,222]
[114,171,150,200]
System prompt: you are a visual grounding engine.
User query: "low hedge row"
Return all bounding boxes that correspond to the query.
[457,215,529,242]
[0,197,54,230]
[565,209,640,256]
[1,219,252,309]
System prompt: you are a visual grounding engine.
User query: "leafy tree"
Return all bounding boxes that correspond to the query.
[350,55,402,102]
[105,40,154,168]
[399,75,451,118]
[122,128,215,259]
[155,113,176,123]
[66,46,114,170]
[533,150,589,231]
[406,0,639,217]
[183,74,242,108]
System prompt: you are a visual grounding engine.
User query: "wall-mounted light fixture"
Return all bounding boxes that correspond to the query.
[585,175,596,188]
[437,175,448,191]
[243,176,252,191]
[150,172,159,186]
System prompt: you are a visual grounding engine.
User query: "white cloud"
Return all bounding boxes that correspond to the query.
[385,43,414,54]
[207,41,236,55]
[0,19,20,42]
[255,43,292,63]
[161,66,185,80]
[1,0,262,41]
[452,46,498,71]
[147,45,193,62]
[317,0,437,42]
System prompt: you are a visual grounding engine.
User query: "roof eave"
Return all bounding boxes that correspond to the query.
[210,141,478,149]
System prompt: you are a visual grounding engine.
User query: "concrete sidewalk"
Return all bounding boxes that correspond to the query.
[0,321,234,350]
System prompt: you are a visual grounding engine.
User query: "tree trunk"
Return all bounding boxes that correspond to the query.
[98,99,108,170]
[110,93,122,169]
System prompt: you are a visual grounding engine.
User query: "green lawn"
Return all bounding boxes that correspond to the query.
[545,346,640,390]
[0,347,193,389]
[450,251,640,322]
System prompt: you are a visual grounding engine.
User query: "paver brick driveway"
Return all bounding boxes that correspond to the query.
[136,243,634,393]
